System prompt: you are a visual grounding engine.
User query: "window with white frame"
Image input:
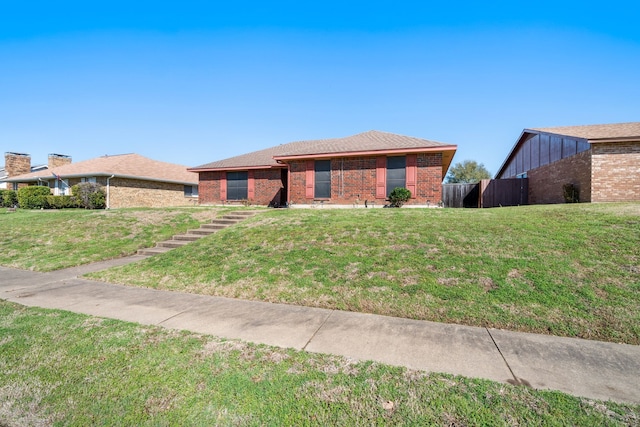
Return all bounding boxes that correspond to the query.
[184,185,198,197]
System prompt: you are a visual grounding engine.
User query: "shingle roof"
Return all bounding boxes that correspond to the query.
[530,122,640,141]
[190,145,289,170]
[6,153,197,185]
[191,130,456,170]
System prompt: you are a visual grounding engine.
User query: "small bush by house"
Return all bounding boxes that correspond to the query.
[563,183,579,203]
[72,183,106,209]
[388,187,412,207]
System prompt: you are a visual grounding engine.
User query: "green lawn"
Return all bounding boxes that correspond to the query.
[1,300,637,426]
[89,203,640,344]
[0,207,236,271]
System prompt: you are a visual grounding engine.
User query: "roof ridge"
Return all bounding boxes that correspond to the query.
[531,121,640,129]
[528,121,640,140]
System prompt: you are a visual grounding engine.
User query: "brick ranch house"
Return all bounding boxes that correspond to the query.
[5,153,198,208]
[495,122,640,204]
[189,130,457,207]
[1,152,49,189]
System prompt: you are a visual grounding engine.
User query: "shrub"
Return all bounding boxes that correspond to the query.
[72,182,106,209]
[0,189,17,207]
[46,195,80,209]
[563,183,579,203]
[388,187,412,207]
[17,186,51,209]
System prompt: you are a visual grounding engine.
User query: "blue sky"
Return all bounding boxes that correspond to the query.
[2,1,639,176]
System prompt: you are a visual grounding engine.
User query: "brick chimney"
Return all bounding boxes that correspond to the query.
[4,152,31,177]
[48,153,72,169]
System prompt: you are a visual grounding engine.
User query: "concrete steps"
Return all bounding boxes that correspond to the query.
[137,210,260,256]
[137,246,173,256]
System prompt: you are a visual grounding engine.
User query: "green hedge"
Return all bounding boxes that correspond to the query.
[17,186,51,209]
[13,184,105,210]
[46,195,80,209]
[0,189,17,207]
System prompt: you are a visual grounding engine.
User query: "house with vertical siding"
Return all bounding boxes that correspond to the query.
[495,122,640,203]
[189,130,457,207]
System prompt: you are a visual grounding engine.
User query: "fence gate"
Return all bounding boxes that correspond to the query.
[442,183,480,208]
[479,178,528,208]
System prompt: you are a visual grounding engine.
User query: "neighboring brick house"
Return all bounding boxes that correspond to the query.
[5,153,198,208]
[189,130,457,207]
[1,152,49,189]
[495,122,640,203]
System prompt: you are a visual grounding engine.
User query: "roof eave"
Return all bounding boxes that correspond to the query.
[188,164,286,173]
[6,172,197,186]
[587,136,640,143]
[273,145,458,162]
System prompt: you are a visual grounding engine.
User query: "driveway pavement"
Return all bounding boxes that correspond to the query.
[1,257,639,405]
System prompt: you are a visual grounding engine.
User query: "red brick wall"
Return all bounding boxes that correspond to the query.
[591,141,640,202]
[197,169,284,205]
[288,154,443,205]
[198,171,223,205]
[288,160,307,203]
[416,153,444,205]
[528,150,592,204]
[253,168,285,205]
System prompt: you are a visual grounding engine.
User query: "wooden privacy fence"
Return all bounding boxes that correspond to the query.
[442,183,479,208]
[442,178,528,208]
[479,178,528,208]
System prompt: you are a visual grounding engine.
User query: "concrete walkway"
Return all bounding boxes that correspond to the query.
[1,257,639,405]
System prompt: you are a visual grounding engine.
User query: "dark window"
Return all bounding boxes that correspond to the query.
[315,160,331,199]
[184,185,198,197]
[227,171,248,200]
[386,156,406,196]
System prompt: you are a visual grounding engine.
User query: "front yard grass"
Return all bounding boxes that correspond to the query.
[89,203,640,344]
[0,207,234,271]
[1,300,637,426]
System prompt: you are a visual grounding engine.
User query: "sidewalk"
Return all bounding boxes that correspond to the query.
[1,257,639,405]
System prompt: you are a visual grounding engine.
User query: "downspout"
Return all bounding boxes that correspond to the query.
[341,158,344,198]
[106,175,115,209]
[287,166,291,206]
